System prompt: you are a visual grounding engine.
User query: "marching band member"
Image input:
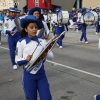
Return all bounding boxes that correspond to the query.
[80,7,89,44]
[15,8,21,18]
[2,12,8,36]
[0,11,4,44]
[51,8,65,49]
[73,11,78,31]
[43,10,50,30]
[4,7,20,69]
[43,10,48,22]
[69,12,73,29]
[77,9,82,23]
[95,7,100,35]
[0,21,3,44]
[15,15,54,100]
[77,9,82,32]
[69,8,76,29]
[29,7,49,40]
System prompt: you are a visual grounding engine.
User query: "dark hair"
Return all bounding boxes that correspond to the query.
[20,29,27,38]
[40,14,44,20]
[20,21,37,38]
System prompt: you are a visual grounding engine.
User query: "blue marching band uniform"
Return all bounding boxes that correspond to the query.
[9,6,53,100]
[4,7,21,69]
[43,10,51,30]
[29,7,50,39]
[95,7,100,35]
[3,6,53,100]
[15,14,54,100]
[4,6,100,100]
[78,7,89,44]
[51,8,66,49]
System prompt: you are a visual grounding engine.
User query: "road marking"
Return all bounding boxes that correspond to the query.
[1,46,100,78]
[64,41,98,48]
[0,46,9,50]
[46,60,100,78]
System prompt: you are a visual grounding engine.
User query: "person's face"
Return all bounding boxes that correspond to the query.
[9,11,16,18]
[16,12,20,17]
[44,11,47,15]
[25,22,38,38]
[33,11,40,19]
[82,9,86,14]
[83,10,86,14]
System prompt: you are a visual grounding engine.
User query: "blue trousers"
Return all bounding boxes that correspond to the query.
[96,21,100,33]
[8,37,18,66]
[78,24,82,30]
[23,70,52,100]
[54,25,65,46]
[57,35,64,46]
[80,24,88,42]
[95,94,100,100]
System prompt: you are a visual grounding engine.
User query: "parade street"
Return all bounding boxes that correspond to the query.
[0,28,100,100]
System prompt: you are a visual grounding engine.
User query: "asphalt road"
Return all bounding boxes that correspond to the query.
[0,28,100,100]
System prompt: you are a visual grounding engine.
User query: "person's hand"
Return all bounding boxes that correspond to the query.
[26,55,32,61]
[10,31,15,34]
[44,35,49,40]
[53,35,58,40]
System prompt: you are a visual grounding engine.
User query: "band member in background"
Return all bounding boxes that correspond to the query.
[0,11,4,44]
[95,7,100,35]
[4,7,20,70]
[1,12,8,36]
[43,10,50,30]
[77,9,82,31]
[72,11,78,31]
[51,8,65,49]
[15,8,21,18]
[29,7,49,40]
[0,20,3,45]
[72,10,77,24]
[80,7,89,44]
[69,8,76,29]
[15,15,54,100]
[73,9,82,32]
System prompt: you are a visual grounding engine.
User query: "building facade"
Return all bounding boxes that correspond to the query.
[0,0,14,11]
[74,0,82,9]
[75,0,100,10]
[28,0,55,10]
[82,0,100,8]
[28,0,76,11]
[51,0,76,11]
